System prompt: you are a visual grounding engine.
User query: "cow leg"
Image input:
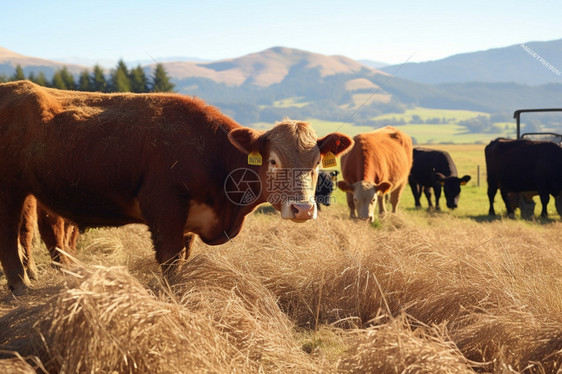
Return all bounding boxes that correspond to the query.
[37,208,73,265]
[487,183,497,216]
[409,178,422,209]
[345,192,356,218]
[539,193,550,218]
[378,193,387,215]
[65,223,79,256]
[500,189,515,218]
[389,185,405,213]
[433,184,442,211]
[140,196,189,277]
[423,186,434,211]
[183,233,195,260]
[0,193,31,293]
[20,196,38,280]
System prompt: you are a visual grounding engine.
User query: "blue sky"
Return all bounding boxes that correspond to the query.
[2,0,561,65]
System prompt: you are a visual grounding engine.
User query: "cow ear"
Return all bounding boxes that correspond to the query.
[317,133,354,156]
[228,128,263,155]
[375,181,392,195]
[460,175,471,185]
[337,180,353,192]
[434,172,446,182]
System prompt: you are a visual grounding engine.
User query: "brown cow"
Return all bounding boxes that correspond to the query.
[0,81,353,293]
[19,195,79,280]
[337,126,413,221]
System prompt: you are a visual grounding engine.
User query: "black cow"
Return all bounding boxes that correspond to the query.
[315,171,339,210]
[486,138,562,218]
[409,147,471,210]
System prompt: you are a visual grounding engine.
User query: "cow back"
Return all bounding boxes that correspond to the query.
[341,126,413,189]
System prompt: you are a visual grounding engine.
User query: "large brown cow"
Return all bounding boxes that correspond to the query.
[0,81,353,293]
[337,126,413,221]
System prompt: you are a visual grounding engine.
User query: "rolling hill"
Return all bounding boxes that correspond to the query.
[159,47,388,87]
[0,47,86,79]
[1,44,562,128]
[381,39,562,85]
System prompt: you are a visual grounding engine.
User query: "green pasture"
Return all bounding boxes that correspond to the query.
[372,107,489,123]
[251,107,519,144]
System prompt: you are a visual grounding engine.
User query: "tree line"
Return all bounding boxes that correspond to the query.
[0,59,174,93]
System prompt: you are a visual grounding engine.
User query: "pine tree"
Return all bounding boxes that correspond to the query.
[51,70,67,89]
[35,71,48,86]
[151,63,174,92]
[110,59,131,92]
[129,65,148,93]
[11,65,25,81]
[78,70,92,91]
[60,67,76,90]
[91,64,107,92]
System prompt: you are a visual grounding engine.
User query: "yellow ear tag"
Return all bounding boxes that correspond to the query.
[248,151,262,165]
[322,152,337,168]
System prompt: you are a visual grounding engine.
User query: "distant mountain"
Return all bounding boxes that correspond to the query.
[1,44,562,127]
[157,47,388,87]
[381,39,562,85]
[358,59,389,69]
[0,47,86,79]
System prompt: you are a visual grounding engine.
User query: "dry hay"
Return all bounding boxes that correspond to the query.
[337,315,474,374]
[0,351,45,374]
[0,208,562,372]
[453,310,562,373]
[0,257,320,373]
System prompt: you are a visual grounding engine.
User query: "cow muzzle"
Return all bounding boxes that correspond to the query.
[281,202,317,221]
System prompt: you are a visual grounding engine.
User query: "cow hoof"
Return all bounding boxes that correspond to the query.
[9,281,31,296]
[27,268,39,281]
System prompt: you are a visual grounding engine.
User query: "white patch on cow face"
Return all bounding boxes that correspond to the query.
[352,182,377,221]
[265,150,320,221]
[184,202,218,237]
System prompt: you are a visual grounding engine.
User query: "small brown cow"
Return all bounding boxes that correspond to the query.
[19,196,79,280]
[337,126,413,221]
[0,81,353,293]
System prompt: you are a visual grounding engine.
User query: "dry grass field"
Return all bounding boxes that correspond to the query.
[0,196,561,373]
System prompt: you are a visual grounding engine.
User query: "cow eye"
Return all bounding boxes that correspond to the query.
[269,159,276,166]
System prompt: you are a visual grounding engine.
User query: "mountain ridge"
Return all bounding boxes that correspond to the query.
[1,44,561,127]
[380,39,562,85]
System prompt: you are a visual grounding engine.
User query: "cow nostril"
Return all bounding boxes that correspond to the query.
[291,205,300,216]
[291,203,314,219]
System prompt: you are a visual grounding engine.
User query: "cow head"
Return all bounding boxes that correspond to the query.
[436,173,471,209]
[337,180,392,222]
[315,171,339,209]
[228,120,353,221]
